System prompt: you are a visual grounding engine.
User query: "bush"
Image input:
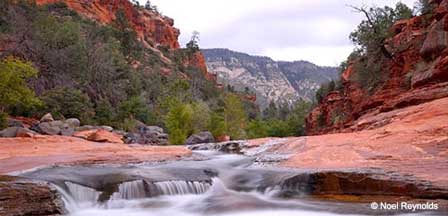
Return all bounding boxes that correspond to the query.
[223,94,247,140]
[0,57,41,113]
[41,88,94,123]
[93,100,115,126]
[164,101,193,145]
[208,112,226,138]
[0,112,7,130]
[246,119,269,139]
[117,96,154,125]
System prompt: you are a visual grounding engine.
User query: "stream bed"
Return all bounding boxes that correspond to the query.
[18,151,443,215]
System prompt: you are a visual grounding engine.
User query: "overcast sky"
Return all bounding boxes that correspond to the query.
[138,0,416,66]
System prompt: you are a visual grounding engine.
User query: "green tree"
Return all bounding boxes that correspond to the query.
[0,57,41,114]
[117,96,153,125]
[246,119,269,139]
[164,101,193,145]
[223,94,247,139]
[41,87,94,123]
[186,31,200,53]
[208,111,226,138]
[191,101,211,133]
[350,3,413,55]
[415,0,434,15]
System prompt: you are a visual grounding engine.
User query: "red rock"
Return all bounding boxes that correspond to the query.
[74,129,123,144]
[216,135,230,142]
[0,136,191,174]
[253,97,448,192]
[35,0,180,49]
[307,0,448,135]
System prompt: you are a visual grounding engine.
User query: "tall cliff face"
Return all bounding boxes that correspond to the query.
[202,48,338,109]
[35,0,180,49]
[306,0,448,135]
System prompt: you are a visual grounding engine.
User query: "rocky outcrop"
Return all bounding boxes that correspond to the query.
[74,129,124,144]
[35,0,180,49]
[249,97,448,195]
[0,136,191,174]
[306,0,448,135]
[203,48,338,108]
[0,176,65,216]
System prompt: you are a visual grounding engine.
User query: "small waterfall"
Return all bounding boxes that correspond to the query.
[111,180,147,200]
[65,181,101,203]
[153,180,211,195]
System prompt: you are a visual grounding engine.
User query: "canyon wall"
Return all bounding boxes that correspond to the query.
[306,0,448,135]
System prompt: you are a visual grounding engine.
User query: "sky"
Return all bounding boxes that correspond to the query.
[138,0,417,66]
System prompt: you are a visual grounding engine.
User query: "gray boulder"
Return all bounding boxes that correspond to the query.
[0,127,21,137]
[186,131,215,145]
[60,123,75,136]
[124,125,168,145]
[65,118,80,128]
[100,126,114,132]
[40,113,54,122]
[32,122,61,135]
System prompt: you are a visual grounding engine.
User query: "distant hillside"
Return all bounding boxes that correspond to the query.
[202,48,338,108]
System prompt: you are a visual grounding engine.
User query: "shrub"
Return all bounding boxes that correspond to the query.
[246,119,269,139]
[41,87,94,123]
[117,96,154,125]
[0,57,41,113]
[164,101,193,145]
[223,94,247,140]
[0,112,7,130]
[208,112,226,138]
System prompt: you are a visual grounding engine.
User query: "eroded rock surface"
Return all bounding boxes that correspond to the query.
[0,175,64,216]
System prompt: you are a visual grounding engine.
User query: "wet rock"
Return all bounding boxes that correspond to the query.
[186,131,215,145]
[40,113,54,122]
[0,175,65,216]
[87,129,124,144]
[188,141,247,154]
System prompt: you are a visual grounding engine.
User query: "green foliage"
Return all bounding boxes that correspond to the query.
[117,96,154,125]
[0,57,41,113]
[191,101,211,133]
[41,88,94,123]
[350,3,412,53]
[208,112,226,138]
[164,100,194,145]
[93,100,115,126]
[0,112,7,130]
[247,100,312,138]
[224,94,247,139]
[186,31,200,53]
[246,119,269,139]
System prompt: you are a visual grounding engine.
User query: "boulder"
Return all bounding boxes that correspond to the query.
[65,118,81,128]
[76,125,96,131]
[185,131,215,145]
[16,128,37,138]
[32,122,61,135]
[40,113,54,122]
[100,125,114,132]
[0,127,21,138]
[60,123,75,136]
[124,125,168,145]
[0,176,65,216]
[86,129,124,144]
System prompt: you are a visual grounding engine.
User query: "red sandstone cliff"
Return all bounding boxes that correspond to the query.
[36,0,180,49]
[306,0,448,135]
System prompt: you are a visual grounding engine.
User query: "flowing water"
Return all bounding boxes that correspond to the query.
[19,151,434,216]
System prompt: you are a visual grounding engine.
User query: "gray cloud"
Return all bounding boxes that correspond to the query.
[143,0,417,66]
